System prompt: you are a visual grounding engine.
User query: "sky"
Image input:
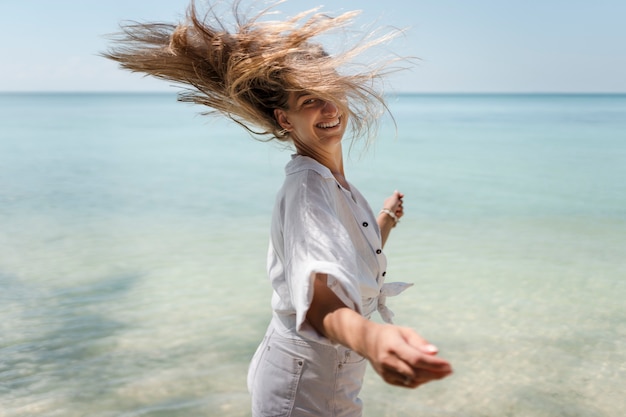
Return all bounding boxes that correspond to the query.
[2,0,625,93]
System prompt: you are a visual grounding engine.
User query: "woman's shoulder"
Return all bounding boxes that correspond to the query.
[281,155,338,203]
[285,154,334,181]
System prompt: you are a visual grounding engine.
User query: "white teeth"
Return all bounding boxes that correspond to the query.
[317,119,340,129]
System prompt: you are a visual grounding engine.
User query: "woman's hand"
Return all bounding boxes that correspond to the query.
[378,190,405,248]
[308,275,452,389]
[363,324,453,388]
[382,190,404,223]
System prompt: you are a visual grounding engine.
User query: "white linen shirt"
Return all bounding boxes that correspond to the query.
[267,155,409,345]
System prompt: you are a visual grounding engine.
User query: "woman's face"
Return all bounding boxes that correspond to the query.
[274,92,347,155]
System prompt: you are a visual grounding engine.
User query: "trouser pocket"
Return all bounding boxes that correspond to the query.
[251,340,305,417]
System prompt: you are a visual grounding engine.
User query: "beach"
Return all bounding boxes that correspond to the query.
[1,92,624,417]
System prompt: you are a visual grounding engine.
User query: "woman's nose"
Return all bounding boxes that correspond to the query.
[321,100,339,117]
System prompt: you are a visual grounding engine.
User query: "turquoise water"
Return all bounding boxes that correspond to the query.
[1,93,625,416]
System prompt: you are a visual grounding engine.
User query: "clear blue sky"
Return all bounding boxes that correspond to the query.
[2,0,625,93]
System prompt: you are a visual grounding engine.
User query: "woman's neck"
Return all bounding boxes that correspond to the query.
[321,149,349,190]
[297,145,348,189]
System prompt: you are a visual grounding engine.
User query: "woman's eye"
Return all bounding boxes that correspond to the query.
[303,98,318,105]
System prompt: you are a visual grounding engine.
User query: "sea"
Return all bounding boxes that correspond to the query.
[1,92,624,417]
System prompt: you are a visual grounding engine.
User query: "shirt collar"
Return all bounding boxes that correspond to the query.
[285,154,335,180]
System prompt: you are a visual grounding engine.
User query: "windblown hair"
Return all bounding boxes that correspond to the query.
[103,0,403,145]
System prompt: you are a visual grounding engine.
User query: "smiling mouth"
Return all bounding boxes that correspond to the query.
[316,116,342,129]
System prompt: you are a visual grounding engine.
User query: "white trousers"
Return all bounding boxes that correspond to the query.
[248,320,367,417]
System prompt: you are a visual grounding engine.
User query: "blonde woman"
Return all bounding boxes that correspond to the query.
[104,1,452,415]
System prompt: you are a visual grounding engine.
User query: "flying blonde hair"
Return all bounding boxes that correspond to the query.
[103,0,404,146]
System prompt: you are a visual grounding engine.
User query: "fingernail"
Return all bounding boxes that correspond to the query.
[425,344,438,353]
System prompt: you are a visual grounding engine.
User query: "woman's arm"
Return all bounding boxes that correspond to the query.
[377,190,404,248]
[306,274,452,388]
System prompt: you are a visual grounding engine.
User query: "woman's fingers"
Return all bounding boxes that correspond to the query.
[382,356,450,389]
[370,326,452,389]
[400,327,439,355]
[395,341,453,375]
[383,190,404,214]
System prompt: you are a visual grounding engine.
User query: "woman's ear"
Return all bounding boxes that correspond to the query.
[274,109,291,131]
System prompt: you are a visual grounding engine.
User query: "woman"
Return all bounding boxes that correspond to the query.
[104,1,452,415]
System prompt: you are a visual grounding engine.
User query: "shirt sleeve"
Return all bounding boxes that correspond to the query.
[281,170,363,344]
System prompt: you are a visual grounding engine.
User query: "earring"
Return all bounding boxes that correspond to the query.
[278,129,289,136]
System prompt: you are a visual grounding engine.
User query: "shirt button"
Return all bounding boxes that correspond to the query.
[376,249,382,254]
[362,222,368,227]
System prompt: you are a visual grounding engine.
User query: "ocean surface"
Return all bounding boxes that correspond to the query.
[1,92,624,417]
